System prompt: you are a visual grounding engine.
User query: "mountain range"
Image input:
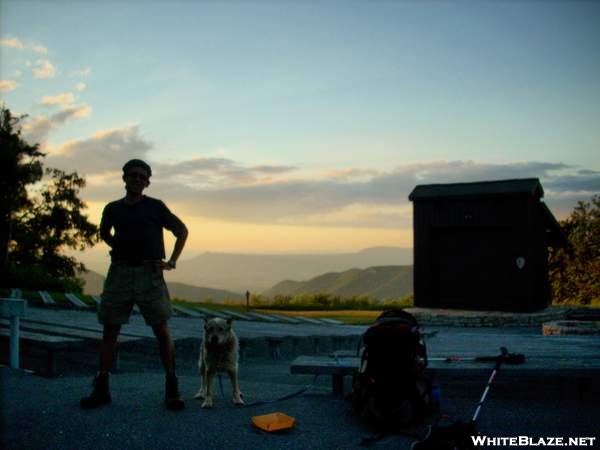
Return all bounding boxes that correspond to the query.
[80,270,244,302]
[168,246,412,293]
[80,246,414,302]
[263,265,413,300]
[82,264,413,302]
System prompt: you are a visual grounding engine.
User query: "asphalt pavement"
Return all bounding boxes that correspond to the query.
[1,305,599,449]
[1,351,599,450]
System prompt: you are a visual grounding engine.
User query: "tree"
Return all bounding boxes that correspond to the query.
[11,168,99,279]
[0,105,99,291]
[0,106,45,269]
[549,195,600,305]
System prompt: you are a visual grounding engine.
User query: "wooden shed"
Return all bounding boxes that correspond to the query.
[408,178,565,312]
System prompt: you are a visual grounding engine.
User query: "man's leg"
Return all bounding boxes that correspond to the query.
[152,322,176,374]
[100,324,122,372]
[152,322,184,410]
[80,324,121,409]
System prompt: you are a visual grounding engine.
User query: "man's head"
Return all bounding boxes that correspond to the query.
[123,159,152,178]
[122,159,151,193]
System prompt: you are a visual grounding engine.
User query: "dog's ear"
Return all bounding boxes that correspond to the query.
[226,317,233,327]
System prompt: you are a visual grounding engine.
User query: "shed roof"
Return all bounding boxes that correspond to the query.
[408,178,544,200]
[408,178,566,247]
[540,201,567,247]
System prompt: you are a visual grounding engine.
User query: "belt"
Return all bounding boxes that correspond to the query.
[113,259,159,267]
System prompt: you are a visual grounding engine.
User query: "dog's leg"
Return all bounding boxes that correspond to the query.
[201,368,215,408]
[228,368,245,405]
[194,358,206,399]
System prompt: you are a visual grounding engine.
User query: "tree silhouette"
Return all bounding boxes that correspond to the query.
[549,195,600,305]
[0,106,45,269]
[1,105,99,291]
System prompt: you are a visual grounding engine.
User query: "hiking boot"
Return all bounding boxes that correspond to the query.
[80,372,111,409]
[165,374,185,411]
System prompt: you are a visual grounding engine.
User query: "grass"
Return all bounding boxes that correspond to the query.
[1,288,99,308]
[172,297,386,324]
[5,287,597,326]
[259,309,382,325]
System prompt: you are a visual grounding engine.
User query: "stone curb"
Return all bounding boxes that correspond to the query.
[407,307,571,327]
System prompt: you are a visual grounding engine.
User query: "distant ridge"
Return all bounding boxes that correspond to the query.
[170,246,412,292]
[80,270,243,302]
[262,265,413,301]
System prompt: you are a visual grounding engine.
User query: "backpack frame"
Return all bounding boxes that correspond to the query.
[349,309,433,430]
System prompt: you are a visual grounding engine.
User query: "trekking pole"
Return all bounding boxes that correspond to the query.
[411,347,526,450]
[429,351,526,364]
[471,346,507,422]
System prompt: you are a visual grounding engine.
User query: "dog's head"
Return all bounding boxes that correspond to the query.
[204,317,234,346]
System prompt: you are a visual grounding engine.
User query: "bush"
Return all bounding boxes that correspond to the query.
[0,263,83,293]
[550,195,600,305]
[249,292,414,311]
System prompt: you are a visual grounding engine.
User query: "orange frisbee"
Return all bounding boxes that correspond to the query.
[251,412,296,432]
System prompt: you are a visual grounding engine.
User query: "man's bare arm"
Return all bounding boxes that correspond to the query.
[164,225,188,270]
[99,222,114,248]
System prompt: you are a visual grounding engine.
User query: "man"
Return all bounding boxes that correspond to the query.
[80,159,188,411]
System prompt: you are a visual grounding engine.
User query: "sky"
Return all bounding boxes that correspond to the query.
[1,0,599,264]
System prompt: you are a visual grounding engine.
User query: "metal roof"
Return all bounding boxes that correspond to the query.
[408,178,544,200]
[408,178,565,247]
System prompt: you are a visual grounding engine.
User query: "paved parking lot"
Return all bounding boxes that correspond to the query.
[1,306,599,449]
[1,355,599,450]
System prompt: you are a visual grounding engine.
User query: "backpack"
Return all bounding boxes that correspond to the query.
[348,309,434,431]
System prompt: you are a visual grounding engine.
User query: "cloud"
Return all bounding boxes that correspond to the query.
[152,158,297,188]
[75,82,86,92]
[30,43,48,54]
[0,79,18,92]
[70,67,91,77]
[42,121,598,228]
[0,37,25,49]
[145,160,599,228]
[22,104,92,144]
[325,168,382,181]
[32,59,56,79]
[0,37,47,54]
[41,92,75,106]
[543,169,600,193]
[46,124,153,176]
[70,104,91,118]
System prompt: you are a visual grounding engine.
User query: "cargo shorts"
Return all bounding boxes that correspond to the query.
[99,261,172,326]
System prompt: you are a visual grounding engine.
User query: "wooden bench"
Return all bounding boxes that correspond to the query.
[244,311,282,323]
[193,306,229,319]
[65,293,90,309]
[0,318,147,372]
[221,309,253,321]
[290,355,360,396]
[38,290,56,306]
[289,315,325,325]
[0,318,143,344]
[268,313,303,324]
[0,328,84,377]
[171,304,206,318]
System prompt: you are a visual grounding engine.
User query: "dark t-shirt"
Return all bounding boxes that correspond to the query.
[100,196,186,262]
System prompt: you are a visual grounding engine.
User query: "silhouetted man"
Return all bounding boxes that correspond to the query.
[81,159,188,411]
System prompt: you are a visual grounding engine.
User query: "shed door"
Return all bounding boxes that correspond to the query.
[431,227,516,309]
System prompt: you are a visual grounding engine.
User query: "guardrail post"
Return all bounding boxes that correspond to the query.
[10,315,20,368]
[1,298,28,369]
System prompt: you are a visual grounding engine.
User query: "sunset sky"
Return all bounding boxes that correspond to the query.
[1,1,599,267]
